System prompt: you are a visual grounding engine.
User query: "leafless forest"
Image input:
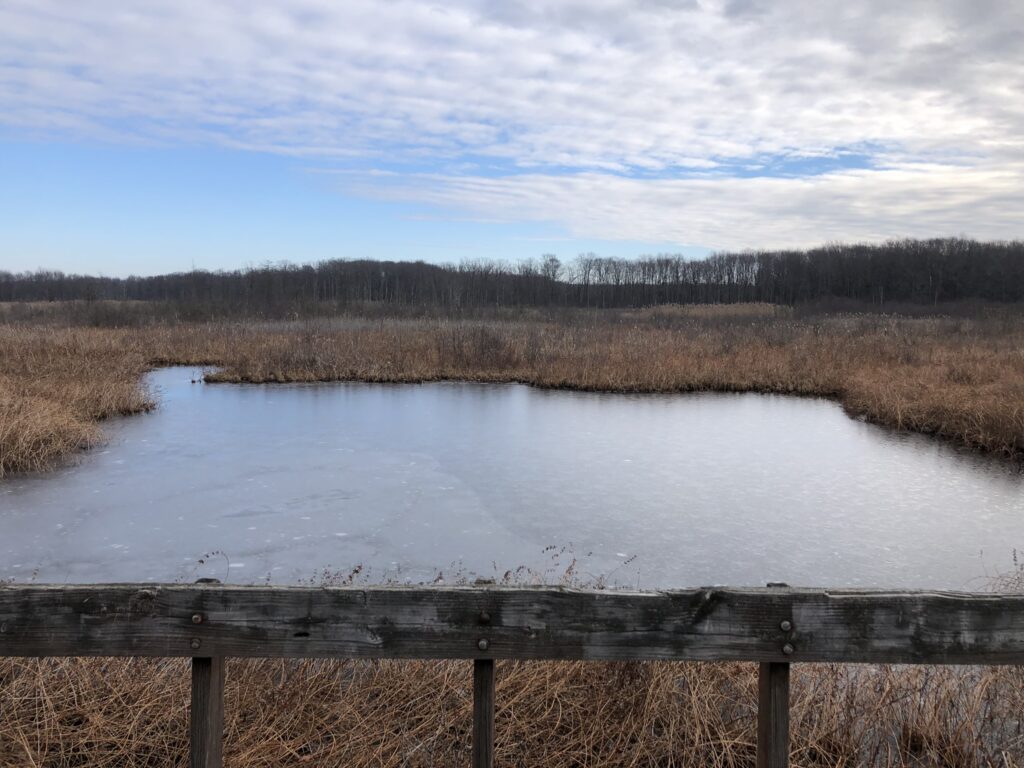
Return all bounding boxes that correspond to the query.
[3,238,1024,312]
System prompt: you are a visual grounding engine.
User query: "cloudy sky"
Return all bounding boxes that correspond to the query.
[2,1,1022,274]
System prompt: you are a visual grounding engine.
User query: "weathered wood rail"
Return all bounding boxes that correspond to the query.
[3,583,1024,767]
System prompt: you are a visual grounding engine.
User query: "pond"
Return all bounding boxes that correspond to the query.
[1,367,1021,588]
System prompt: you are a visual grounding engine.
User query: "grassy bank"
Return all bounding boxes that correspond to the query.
[2,306,1024,476]
[0,324,153,476]
[3,656,1023,766]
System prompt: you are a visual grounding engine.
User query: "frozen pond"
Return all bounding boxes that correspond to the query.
[1,367,1021,588]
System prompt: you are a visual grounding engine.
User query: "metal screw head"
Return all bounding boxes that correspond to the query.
[479,611,491,625]
[190,638,201,650]
[779,620,792,632]
[782,643,795,655]
[477,638,490,651]
[191,613,203,624]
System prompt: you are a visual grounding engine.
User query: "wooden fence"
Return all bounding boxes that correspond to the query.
[3,582,1024,767]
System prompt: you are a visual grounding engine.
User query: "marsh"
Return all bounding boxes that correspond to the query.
[3,366,1020,587]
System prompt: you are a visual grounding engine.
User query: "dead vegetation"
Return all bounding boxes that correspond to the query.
[2,307,1024,476]
[0,325,153,477]
[2,656,1023,767]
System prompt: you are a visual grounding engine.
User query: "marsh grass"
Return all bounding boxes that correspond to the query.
[2,308,1024,476]
[2,657,1023,767]
[0,326,153,477]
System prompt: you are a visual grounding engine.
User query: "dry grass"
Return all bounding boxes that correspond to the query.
[2,309,1024,476]
[2,657,1023,767]
[622,302,795,321]
[0,326,153,477]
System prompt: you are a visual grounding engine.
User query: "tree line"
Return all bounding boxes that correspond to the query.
[2,238,1023,313]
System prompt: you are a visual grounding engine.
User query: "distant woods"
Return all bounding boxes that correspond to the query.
[3,238,1023,314]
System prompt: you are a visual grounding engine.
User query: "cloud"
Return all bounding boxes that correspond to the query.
[1,0,1022,247]
[346,160,1024,250]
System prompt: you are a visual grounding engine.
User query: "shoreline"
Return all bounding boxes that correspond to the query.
[2,311,1023,477]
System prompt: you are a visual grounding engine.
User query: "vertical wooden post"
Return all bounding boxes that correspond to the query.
[756,661,789,768]
[472,659,495,768]
[757,581,790,768]
[190,656,225,768]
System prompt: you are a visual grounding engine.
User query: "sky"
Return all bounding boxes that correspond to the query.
[1,1,1022,276]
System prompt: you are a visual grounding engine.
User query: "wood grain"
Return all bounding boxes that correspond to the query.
[757,662,789,768]
[2,584,1023,664]
[190,656,224,768]
[473,659,495,768]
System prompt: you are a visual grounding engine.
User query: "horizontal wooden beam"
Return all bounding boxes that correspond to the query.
[1,584,1023,664]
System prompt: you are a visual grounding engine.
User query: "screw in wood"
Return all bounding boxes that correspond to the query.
[190,638,201,650]
[477,638,490,651]
[192,614,203,624]
[779,620,792,632]
[782,643,795,655]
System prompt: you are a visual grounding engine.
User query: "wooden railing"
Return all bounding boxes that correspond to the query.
[3,582,1024,767]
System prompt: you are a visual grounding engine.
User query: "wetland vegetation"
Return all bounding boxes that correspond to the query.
[2,301,1024,478]
[5,653,1024,767]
